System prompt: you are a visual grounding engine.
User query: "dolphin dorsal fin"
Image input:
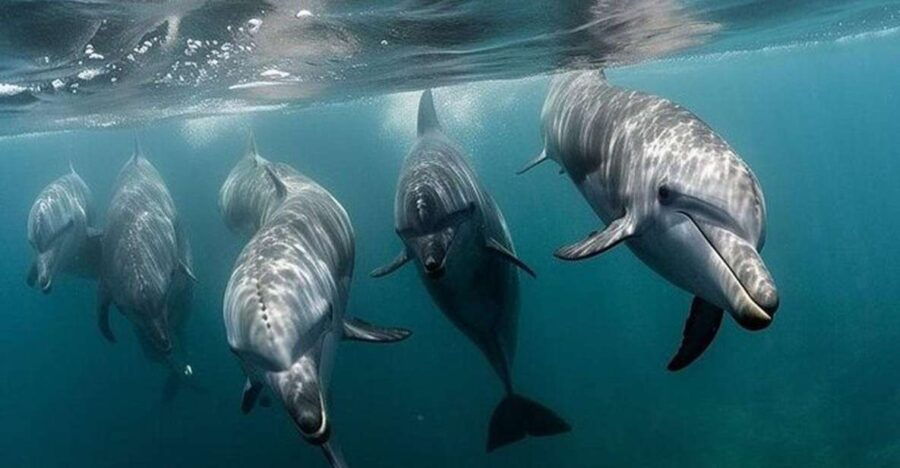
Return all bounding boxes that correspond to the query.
[245,131,266,166]
[264,165,287,200]
[130,134,145,164]
[68,160,78,176]
[417,89,441,136]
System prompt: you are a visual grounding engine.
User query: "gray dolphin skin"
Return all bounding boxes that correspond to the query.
[26,164,101,293]
[521,70,779,371]
[96,139,196,392]
[372,90,570,452]
[222,148,411,468]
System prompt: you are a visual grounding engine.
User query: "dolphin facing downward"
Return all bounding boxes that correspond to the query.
[26,163,101,293]
[522,70,779,370]
[373,90,570,452]
[223,156,411,468]
[97,140,196,393]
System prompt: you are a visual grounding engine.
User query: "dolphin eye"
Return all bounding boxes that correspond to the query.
[658,185,672,204]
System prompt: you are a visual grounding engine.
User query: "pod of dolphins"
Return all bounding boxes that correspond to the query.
[25,71,779,467]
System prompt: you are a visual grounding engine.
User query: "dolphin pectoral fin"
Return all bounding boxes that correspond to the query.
[485,238,536,278]
[97,286,116,343]
[516,149,548,175]
[264,165,287,200]
[342,317,412,343]
[26,261,37,288]
[667,297,724,371]
[179,260,198,283]
[554,214,636,260]
[241,378,264,414]
[370,250,410,278]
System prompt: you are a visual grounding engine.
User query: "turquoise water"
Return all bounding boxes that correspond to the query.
[2,32,899,467]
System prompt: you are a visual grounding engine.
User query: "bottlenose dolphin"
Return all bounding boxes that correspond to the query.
[97,139,196,391]
[26,163,101,293]
[372,90,569,451]
[223,157,411,468]
[521,71,779,370]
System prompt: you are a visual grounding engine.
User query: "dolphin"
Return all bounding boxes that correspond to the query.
[521,70,779,371]
[372,90,570,452]
[223,157,411,468]
[97,139,196,393]
[26,163,101,293]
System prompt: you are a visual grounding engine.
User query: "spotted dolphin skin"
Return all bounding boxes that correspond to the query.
[26,163,101,293]
[97,139,196,391]
[373,90,570,452]
[522,71,779,371]
[223,154,411,468]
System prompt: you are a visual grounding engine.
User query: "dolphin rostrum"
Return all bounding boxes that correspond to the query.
[222,151,411,468]
[97,138,196,396]
[373,90,570,452]
[521,70,779,370]
[26,163,101,293]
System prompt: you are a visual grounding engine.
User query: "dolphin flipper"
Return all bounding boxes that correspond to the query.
[488,393,571,452]
[485,238,536,278]
[241,378,264,414]
[179,260,198,283]
[342,317,411,343]
[516,149,549,175]
[554,214,636,260]
[97,285,116,343]
[370,250,410,278]
[26,262,37,288]
[667,297,724,371]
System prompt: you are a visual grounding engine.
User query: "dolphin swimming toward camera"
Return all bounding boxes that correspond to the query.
[372,90,569,451]
[26,164,101,293]
[97,139,196,395]
[223,158,411,468]
[520,70,779,371]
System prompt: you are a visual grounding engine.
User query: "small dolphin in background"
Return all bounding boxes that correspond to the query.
[223,153,411,468]
[26,163,101,293]
[521,70,779,370]
[97,138,197,397]
[373,90,570,452]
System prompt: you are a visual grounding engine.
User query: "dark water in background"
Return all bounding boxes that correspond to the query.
[1,31,900,467]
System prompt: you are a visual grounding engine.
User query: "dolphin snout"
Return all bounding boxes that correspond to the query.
[424,256,444,278]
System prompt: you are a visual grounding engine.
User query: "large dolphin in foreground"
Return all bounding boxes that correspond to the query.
[521,71,779,370]
[97,140,196,395]
[372,90,569,451]
[222,152,411,468]
[26,164,101,293]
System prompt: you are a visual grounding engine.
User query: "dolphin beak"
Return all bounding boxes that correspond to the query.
[424,256,444,279]
[687,216,779,330]
[36,256,53,294]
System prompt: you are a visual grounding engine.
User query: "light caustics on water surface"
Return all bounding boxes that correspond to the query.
[0,0,898,136]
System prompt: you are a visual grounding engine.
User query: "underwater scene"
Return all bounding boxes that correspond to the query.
[2,1,900,467]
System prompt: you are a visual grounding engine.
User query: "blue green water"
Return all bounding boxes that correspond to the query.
[2,34,899,467]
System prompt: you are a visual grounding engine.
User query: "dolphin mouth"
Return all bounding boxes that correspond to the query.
[680,212,777,329]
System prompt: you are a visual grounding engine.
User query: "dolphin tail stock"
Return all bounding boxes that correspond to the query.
[370,250,410,278]
[342,317,412,343]
[321,439,349,468]
[667,297,724,371]
[516,149,549,175]
[487,392,571,452]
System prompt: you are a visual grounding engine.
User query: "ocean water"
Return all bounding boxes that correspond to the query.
[2,2,900,468]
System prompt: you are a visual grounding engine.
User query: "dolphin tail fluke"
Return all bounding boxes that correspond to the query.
[321,440,349,468]
[667,297,724,371]
[417,89,441,136]
[342,317,412,343]
[516,149,549,175]
[487,393,570,452]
